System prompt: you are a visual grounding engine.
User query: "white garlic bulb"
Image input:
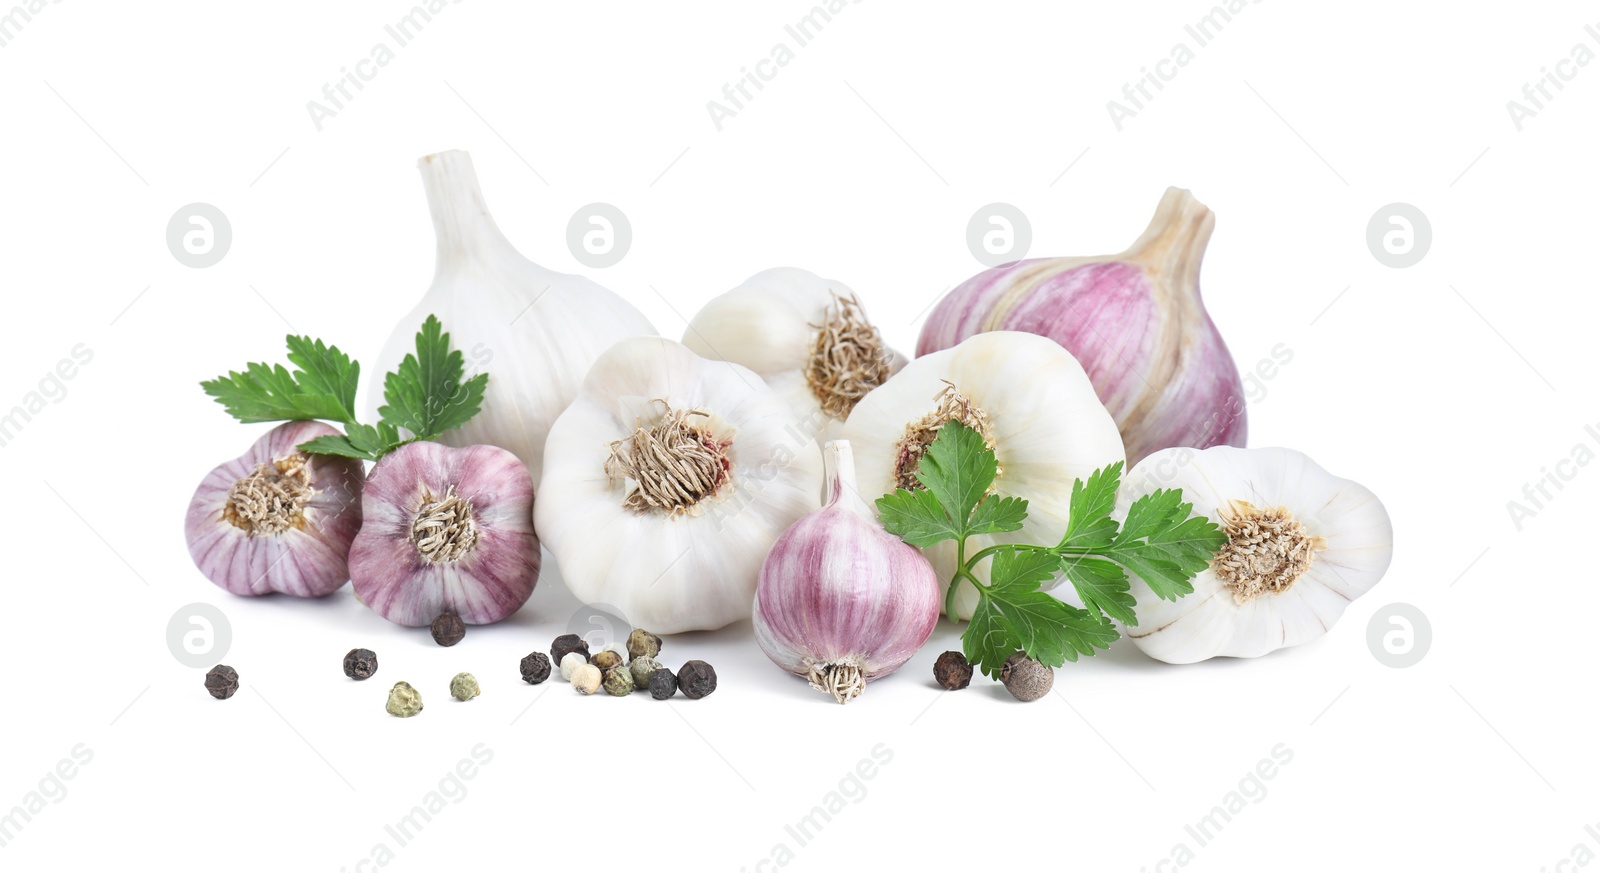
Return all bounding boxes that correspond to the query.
[840,331,1125,620]
[682,267,905,439]
[367,150,657,484]
[536,337,823,633]
[1119,446,1393,663]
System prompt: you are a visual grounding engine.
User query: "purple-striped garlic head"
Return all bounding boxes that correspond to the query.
[917,187,1247,466]
[185,421,365,597]
[349,441,539,627]
[753,440,941,703]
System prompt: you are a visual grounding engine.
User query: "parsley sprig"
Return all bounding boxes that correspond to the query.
[201,315,486,461]
[876,422,1226,678]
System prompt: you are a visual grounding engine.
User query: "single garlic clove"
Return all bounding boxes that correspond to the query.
[349,441,539,627]
[683,267,906,438]
[841,331,1125,620]
[753,440,942,703]
[918,188,1247,466]
[185,421,365,597]
[536,337,823,633]
[367,150,657,484]
[1118,446,1393,663]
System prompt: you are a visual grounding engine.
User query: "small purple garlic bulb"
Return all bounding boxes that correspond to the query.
[185,421,365,597]
[349,441,539,627]
[753,440,941,704]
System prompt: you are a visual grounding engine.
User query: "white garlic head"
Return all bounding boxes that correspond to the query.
[683,267,906,439]
[1119,446,1394,663]
[840,331,1125,619]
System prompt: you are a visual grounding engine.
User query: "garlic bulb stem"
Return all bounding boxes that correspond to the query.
[419,150,508,276]
[1123,186,1214,298]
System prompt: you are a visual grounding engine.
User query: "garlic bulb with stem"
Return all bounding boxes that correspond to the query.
[1118,446,1393,663]
[367,149,657,484]
[349,440,539,627]
[682,267,905,437]
[535,337,823,633]
[918,187,1247,466]
[186,421,365,597]
[753,440,941,704]
[840,331,1125,620]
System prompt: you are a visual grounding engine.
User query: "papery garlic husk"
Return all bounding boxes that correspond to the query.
[1119,446,1393,663]
[367,150,657,484]
[918,187,1247,466]
[349,441,539,626]
[536,337,823,633]
[840,331,1125,620]
[185,421,365,597]
[753,440,941,704]
[682,267,906,439]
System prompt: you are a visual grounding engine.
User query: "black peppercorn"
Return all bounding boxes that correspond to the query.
[678,660,717,699]
[647,668,678,700]
[933,651,972,690]
[205,664,239,700]
[550,633,590,664]
[343,648,379,680]
[519,652,551,685]
[431,611,466,647]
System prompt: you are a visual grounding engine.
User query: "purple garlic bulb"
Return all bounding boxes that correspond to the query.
[753,440,941,704]
[349,441,538,626]
[185,421,365,597]
[918,187,1247,466]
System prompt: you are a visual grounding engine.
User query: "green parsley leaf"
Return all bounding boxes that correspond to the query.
[875,487,962,548]
[913,421,996,533]
[1058,461,1122,551]
[1108,489,1227,601]
[297,421,403,462]
[1061,555,1137,626]
[201,333,361,425]
[966,494,1029,536]
[378,315,488,441]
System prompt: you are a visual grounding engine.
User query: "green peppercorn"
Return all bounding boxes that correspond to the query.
[591,649,624,671]
[450,672,480,701]
[627,628,662,660]
[386,681,424,717]
[629,656,664,689]
[602,665,635,697]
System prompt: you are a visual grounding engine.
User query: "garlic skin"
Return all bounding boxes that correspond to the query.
[536,337,823,633]
[349,441,539,627]
[682,267,906,437]
[918,188,1246,466]
[841,331,1125,620]
[367,150,657,484]
[753,441,941,704]
[1119,446,1393,663]
[186,421,365,597]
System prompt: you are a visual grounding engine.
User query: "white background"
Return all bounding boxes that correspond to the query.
[1,1,1592,870]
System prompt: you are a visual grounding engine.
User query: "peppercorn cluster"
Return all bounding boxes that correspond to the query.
[551,628,717,701]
